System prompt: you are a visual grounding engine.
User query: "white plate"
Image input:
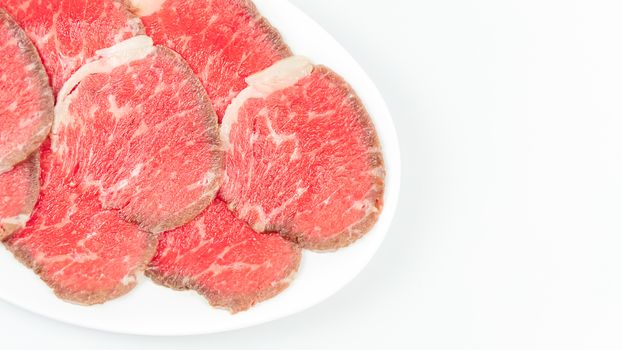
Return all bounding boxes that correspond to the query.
[0,0,401,336]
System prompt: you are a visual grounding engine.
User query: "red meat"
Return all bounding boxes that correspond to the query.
[0,154,39,240]
[6,145,155,304]
[0,0,144,96]
[148,198,300,313]
[0,9,53,172]
[129,0,291,120]
[5,37,222,304]
[220,57,385,251]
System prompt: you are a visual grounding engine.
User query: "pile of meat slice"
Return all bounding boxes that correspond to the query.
[0,0,385,312]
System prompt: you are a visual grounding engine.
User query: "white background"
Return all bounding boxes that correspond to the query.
[3,0,622,348]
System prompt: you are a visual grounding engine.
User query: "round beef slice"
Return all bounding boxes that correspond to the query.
[5,146,156,305]
[220,56,385,251]
[0,9,53,172]
[53,36,223,233]
[148,198,300,313]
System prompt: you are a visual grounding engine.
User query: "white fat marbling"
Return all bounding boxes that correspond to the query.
[221,56,314,151]
[53,36,155,150]
[128,0,167,17]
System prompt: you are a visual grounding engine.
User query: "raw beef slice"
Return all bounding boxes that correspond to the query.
[0,154,39,240]
[0,9,53,172]
[148,198,300,313]
[5,36,222,304]
[0,0,143,95]
[129,0,291,120]
[6,146,154,304]
[53,36,223,233]
[220,57,385,251]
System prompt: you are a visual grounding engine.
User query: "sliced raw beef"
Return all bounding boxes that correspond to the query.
[53,36,223,233]
[129,0,291,120]
[6,145,155,304]
[148,198,300,313]
[220,57,385,251]
[5,36,222,304]
[0,0,143,95]
[0,9,53,172]
[0,154,39,240]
